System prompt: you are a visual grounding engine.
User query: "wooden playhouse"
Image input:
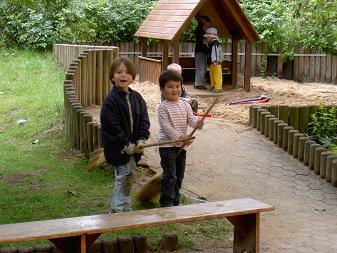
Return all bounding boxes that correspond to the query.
[135,0,259,92]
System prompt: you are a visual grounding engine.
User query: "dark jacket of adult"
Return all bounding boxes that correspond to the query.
[194,24,208,53]
[100,86,150,166]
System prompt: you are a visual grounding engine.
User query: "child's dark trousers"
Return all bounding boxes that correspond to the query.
[159,147,187,207]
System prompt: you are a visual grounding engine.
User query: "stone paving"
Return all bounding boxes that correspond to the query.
[181,119,337,253]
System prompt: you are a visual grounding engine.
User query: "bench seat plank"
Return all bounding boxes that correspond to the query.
[0,198,273,245]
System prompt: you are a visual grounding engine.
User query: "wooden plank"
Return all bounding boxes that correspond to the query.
[244,41,252,92]
[293,46,299,82]
[251,45,256,76]
[332,55,337,84]
[145,15,188,22]
[255,45,261,76]
[172,39,180,64]
[231,38,239,89]
[140,21,183,28]
[135,31,173,41]
[149,9,192,16]
[326,54,332,84]
[162,40,169,71]
[228,213,259,253]
[320,54,326,83]
[0,199,273,244]
[153,3,196,10]
[303,49,310,82]
[137,26,178,34]
[141,38,147,57]
[298,47,304,82]
[314,50,321,83]
[138,56,162,63]
[277,48,283,79]
[309,50,315,82]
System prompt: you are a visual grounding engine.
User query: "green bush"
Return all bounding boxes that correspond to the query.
[0,0,154,49]
[308,105,337,154]
[0,0,336,53]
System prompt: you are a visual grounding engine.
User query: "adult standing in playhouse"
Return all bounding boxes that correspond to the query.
[194,16,211,90]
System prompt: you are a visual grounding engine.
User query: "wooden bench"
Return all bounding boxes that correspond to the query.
[0,198,274,253]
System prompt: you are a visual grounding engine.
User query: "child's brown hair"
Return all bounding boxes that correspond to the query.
[159,70,183,89]
[109,57,136,85]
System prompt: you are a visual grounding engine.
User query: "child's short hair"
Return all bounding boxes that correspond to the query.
[109,57,136,84]
[159,70,183,89]
[167,63,182,75]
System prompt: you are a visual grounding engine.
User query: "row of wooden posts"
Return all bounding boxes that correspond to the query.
[0,237,146,253]
[249,106,337,188]
[63,49,118,156]
[0,233,180,253]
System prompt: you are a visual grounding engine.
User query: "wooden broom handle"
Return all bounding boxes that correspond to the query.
[138,136,196,149]
[176,97,218,157]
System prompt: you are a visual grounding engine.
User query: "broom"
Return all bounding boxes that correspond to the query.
[87,136,196,172]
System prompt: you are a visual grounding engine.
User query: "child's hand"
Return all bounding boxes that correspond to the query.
[122,143,136,155]
[196,119,204,129]
[212,62,218,66]
[181,134,193,146]
[135,140,146,153]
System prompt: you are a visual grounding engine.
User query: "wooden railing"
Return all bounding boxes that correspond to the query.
[138,56,162,84]
[114,42,337,85]
[58,47,119,156]
[53,44,118,72]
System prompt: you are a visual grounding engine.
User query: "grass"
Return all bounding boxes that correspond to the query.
[0,48,232,251]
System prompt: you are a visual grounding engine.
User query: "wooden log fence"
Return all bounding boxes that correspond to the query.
[0,238,149,253]
[114,41,337,85]
[56,45,119,156]
[53,44,118,72]
[54,43,336,85]
[249,106,337,189]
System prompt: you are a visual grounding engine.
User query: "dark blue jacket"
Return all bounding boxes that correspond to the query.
[100,86,150,166]
[195,24,208,53]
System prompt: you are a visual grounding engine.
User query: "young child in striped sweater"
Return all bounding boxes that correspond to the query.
[157,70,204,207]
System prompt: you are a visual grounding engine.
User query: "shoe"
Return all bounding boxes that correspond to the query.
[212,89,223,93]
[194,85,207,90]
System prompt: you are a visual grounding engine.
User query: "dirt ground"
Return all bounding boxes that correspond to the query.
[88,77,337,252]
[132,76,337,125]
[129,77,337,252]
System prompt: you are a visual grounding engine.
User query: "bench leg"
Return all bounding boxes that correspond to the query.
[50,233,101,253]
[227,213,259,253]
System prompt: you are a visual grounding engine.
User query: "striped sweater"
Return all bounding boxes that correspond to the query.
[158,99,198,148]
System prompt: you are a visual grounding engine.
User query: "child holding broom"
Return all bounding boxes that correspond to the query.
[100,57,150,213]
[158,70,204,207]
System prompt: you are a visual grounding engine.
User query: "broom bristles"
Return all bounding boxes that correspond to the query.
[87,148,105,172]
[135,173,162,202]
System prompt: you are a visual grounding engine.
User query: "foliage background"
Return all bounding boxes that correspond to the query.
[0,0,336,55]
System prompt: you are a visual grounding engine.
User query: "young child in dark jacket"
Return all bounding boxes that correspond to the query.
[100,57,150,213]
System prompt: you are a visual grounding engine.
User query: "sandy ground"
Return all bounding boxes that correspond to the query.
[131,77,337,124]
[87,77,337,252]
[130,77,337,252]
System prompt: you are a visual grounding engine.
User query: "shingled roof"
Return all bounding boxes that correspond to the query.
[135,0,259,43]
